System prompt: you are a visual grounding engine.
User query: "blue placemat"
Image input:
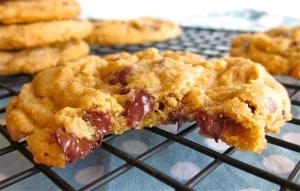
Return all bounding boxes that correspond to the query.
[178,9,300,31]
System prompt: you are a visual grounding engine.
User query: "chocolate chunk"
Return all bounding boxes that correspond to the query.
[245,101,256,114]
[55,110,112,163]
[120,87,130,95]
[126,89,155,127]
[194,111,229,142]
[167,113,189,131]
[109,67,132,85]
[158,102,165,111]
[83,110,113,137]
[55,127,99,163]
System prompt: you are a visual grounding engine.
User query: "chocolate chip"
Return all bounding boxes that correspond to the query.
[55,110,112,163]
[194,111,228,142]
[167,113,189,130]
[109,67,132,85]
[158,102,165,111]
[245,101,256,114]
[83,110,112,138]
[120,87,130,95]
[126,89,155,127]
[55,127,100,163]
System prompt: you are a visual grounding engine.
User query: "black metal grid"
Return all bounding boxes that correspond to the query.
[0,27,300,191]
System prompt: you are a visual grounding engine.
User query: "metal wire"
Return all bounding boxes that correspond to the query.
[0,27,299,191]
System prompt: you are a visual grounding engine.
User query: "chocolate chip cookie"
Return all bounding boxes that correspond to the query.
[0,0,81,24]
[86,17,182,46]
[0,19,93,50]
[230,25,300,79]
[6,48,291,167]
[0,40,89,75]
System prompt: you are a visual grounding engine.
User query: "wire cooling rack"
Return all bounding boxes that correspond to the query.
[0,27,299,191]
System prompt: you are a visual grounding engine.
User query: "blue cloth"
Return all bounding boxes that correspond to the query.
[179,9,300,32]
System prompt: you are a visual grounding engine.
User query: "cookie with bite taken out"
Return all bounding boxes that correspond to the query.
[6,48,291,167]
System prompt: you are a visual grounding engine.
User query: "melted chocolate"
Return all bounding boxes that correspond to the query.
[167,113,189,131]
[126,89,155,127]
[55,128,99,163]
[109,67,132,85]
[83,110,112,137]
[55,110,112,163]
[194,111,230,142]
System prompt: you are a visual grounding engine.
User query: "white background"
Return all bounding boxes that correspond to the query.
[77,0,299,20]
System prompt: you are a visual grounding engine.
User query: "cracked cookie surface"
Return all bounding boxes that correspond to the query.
[86,17,182,46]
[6,48,291,167]
[230,25,300,79]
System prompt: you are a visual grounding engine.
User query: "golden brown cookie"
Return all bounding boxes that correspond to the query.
[230,25,300,79]
[0,40,89,75]
[6,48,291,168]
[0,0,81,24]
[86,17,182,46]
[0,19,93,50]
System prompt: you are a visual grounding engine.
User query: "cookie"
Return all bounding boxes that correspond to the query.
[0,19,93,50]
[6,48,291,167]
[0,0,80,24]
[86,17,182,46]
[230,25,300,79]
[0,40,89,75]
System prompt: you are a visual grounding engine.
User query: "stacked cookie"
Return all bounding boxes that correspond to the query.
[0,0,93,75]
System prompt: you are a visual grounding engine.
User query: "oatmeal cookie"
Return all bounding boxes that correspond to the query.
[0,40,89,75]
[86,17,182,46]
[230,25,300,79]
[0,0,80,24]
[0,19,93,50]
[6,48,291,167]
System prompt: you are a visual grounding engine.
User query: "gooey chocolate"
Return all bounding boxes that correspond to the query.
[167,113,190,131]
[109,67,132,85]
[55,110,112,163]
[126,89,155,127]
[167,111,238,142]
[194,111,231,142]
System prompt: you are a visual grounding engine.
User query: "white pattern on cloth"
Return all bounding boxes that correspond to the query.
[262,155,295,174]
